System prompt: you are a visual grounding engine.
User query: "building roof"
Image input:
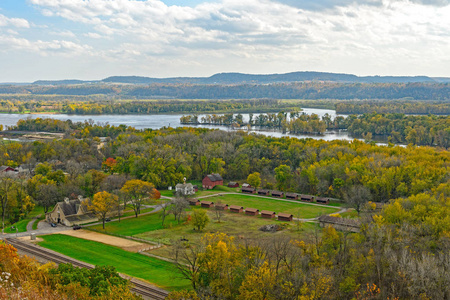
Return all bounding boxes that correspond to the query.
[229,205,244,210]
[245,208,259,213]
[65,213,96,222]
[300,194,314,199]
[316,197,330,201]
[257,189,270,193]
[215,203,228,208]
[278,213,293,218]
[242,187,256,191]
[0,166,15,172]
[200,200,214,205]
[318,215,360,227]
[57,199,83,216]
[206,173,223,182]
[242,183,251,187]
[286,193,298,197]
[176,183,193,189]
[260,210,276,215]
[271,191,284,195]
[228,181,238,185]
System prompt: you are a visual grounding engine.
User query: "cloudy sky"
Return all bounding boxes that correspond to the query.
[0,0,449,82]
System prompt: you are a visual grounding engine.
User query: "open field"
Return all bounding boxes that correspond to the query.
[88,211,178,236]
[139,210,320,258]
[138,211,320,245]
[205,194,340,218]
[60,229,150,252]
[38,234,190,291]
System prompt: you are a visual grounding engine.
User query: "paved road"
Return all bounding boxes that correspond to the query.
[0,222,72,240]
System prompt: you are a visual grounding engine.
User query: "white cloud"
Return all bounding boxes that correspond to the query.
[0,14,30,28]
[2,0,448,79]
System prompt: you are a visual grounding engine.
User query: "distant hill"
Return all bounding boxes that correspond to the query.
[101,72,440,85]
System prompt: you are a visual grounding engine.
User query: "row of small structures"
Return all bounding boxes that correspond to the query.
[241,188,331,204]
[189,199,294,221]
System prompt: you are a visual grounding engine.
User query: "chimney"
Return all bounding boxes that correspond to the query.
[64,197,70,204]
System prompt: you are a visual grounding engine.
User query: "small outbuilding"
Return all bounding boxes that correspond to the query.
[261,210,276,219]
[257,189,271,196]
[242,187,256,194]
[277,213,293,222]
[271,191,284,198]
[285,193,299,200]
[245,208,260,216]
[215,203,229,210]
[300,194,315,202]
[228,182,240,188]
[202,173,223,189]
[316,197,330,204]
[200,200,214,208]
[229,205,244,213]
[189,199,200,206]
[242,183,251,188]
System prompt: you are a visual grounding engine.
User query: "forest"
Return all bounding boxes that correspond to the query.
[0,81,449,99]
[180,112,450,147]
[1,119,450,298]
[336,100,450,114]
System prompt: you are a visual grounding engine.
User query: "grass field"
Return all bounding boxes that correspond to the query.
[4,206,45,233]
[159,184,239,198]
[38,234,190,291]
[207,194,340,218]
[88,210,178,236]
[138,210,320,258]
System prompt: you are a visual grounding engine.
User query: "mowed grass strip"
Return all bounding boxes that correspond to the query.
[88,211,178,236]
[38,234,190,291]
[212,194,340,218]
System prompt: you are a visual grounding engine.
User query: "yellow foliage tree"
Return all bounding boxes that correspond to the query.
[89,191,118,229]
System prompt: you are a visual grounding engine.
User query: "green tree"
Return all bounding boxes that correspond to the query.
[274,164,291,192]
[120,179,155,217]
[191,209,209,231]
[247,172,261,188]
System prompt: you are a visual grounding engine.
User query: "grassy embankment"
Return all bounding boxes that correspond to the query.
[4,206,45,233]
[38,234,190,291]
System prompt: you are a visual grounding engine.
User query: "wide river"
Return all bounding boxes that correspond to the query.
[0,108,371,143]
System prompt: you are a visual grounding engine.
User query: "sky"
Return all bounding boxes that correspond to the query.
[0,0,449,82]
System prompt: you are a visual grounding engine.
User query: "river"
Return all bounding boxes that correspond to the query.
[0,108,375,143]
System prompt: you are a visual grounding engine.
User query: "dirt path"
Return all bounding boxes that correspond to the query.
[59,229,152,252]
[26,214,41,232]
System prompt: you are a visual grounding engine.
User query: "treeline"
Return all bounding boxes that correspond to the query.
[181,112,326,134]
[346,113,450,147]
[336,100,450,114]
[2,121,448,203]
[0,99,302,115]
[181,112,450,147]
[1,82,449,99]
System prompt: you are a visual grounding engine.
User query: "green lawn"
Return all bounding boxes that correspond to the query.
[121,207,154,218]
[88,210,178,236]
[160,185,239,198]
[5,206,45,233]
[38,234,190,291]
[210,194,340,218]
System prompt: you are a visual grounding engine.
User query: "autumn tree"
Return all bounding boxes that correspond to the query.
[120,179,155,217]
[246,172,261,188]
[345,185,372,214]
[90,191,118,229]
[191,209,209,231]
